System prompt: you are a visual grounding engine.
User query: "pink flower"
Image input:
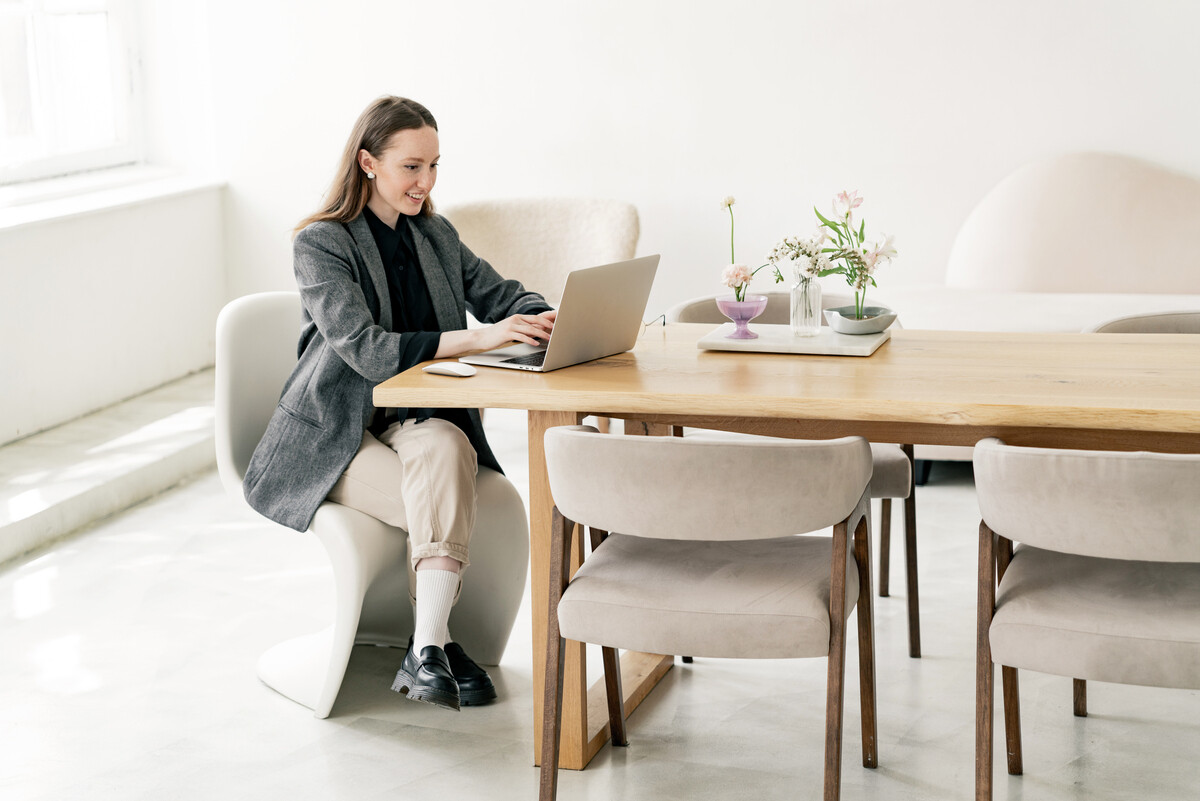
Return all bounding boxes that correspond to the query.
[721,263,752,288]
[832,190,863,220]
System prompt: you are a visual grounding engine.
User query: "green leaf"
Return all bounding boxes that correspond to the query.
[858,219,866,240]
[813,206,835,227]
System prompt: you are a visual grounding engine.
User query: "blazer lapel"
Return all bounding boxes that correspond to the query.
[346,215,392,331]
[407,217,462,330]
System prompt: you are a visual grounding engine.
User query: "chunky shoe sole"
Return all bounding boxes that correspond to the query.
[458,683,498,707]
[391,668,460,711]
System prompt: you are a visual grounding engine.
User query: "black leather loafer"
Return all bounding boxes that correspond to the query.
[444,641,498,706]
[391,641,460,711]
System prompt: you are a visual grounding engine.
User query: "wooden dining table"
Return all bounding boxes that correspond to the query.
[374,324,1200,770]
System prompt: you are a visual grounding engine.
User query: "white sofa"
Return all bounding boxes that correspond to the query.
[873,152,1200,462]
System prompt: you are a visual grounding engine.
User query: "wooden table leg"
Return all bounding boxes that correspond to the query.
[530,410,585,769]
[529,411,674,770]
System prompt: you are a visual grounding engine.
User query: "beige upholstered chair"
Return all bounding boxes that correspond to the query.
[443,197,639,433]
[664,290,922,658]
[539,426,878,801]
[973,438,1200,800]
[441,197,640,307]
[1087,310,1200,333]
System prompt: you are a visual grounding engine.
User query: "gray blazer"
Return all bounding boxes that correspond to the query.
[243,212,549,532]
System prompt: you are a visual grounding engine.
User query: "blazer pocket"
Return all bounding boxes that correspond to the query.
[279,403,325,431]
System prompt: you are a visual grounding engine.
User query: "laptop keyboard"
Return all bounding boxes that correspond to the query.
[501,351,547,367]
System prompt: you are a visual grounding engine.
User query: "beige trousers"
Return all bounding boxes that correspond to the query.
[326,417,478,591]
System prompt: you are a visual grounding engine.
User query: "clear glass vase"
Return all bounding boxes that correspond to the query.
[790,270,822,337]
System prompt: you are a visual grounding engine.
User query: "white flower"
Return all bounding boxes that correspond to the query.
[721,196,736,209]
[721,263,752,288]
[767,237,829,278]
[868,233,898,262]
[832,190,863,220]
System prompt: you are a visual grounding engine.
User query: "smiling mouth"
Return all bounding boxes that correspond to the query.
[406,193,424,202]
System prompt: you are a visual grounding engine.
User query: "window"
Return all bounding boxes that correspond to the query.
[0,0,139,185]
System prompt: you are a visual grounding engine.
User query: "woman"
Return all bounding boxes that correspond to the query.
[243,96,555,711]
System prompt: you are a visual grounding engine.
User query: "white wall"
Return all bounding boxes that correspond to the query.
[0,2,221,446]
[5,0,1198,444]
[207,0,1200,317]
[0,187,223,445]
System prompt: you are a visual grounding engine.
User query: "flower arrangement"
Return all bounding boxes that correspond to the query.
[719,192,896,318]
[719,197,772,302]
[814,191,897,319]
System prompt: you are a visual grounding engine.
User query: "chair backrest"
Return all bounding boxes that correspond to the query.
[545,425,872,540]
[1087,310,1200,333]
[973,437,1200,562]
[214,291,303,504]
[945,152,1200,294]
[664,290,856,325]
[441,197,640,306]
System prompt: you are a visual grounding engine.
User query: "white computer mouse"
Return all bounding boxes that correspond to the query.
[422,361,477,377]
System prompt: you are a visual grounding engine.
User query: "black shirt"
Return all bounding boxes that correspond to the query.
[363,206,442,431]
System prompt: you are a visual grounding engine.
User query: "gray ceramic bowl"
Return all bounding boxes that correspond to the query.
[824,305,897,335]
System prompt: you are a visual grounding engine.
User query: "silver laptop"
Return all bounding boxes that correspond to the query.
[460,254,660,372]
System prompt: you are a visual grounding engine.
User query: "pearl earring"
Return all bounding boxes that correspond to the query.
[366,171,375,180]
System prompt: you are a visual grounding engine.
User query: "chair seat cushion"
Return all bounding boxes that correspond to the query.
[557,533,858,659]
[991,546,1200,689]
[868,443,911,499]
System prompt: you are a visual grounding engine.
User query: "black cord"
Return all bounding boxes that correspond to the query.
[641,313,666,332]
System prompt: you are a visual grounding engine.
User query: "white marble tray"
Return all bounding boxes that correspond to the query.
[697,323,891,356]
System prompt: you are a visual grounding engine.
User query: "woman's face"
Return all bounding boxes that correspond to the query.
[359,125,439,225]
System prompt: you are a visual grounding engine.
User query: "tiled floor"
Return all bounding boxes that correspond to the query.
[2,409,1198,800]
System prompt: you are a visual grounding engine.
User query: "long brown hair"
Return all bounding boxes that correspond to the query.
[295,96,438,233]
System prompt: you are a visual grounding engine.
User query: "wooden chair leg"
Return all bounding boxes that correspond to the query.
[878,499,892,598]
[976,522,997,801]
[1073,679,1087,717]
[824,518,852,801]
[539,509,576,801]
[601,646,628,747]
[853,515,878,769]
[902,445,921,658]
[585,526,628,748]
[1001,666,1023,775]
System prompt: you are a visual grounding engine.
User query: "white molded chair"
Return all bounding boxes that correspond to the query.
[974,438,1200,799]
[539,426,878,801]
[215,291,529,718]
[441,197,640,307]
[1087,310,1200,333]
[663,290,922,658]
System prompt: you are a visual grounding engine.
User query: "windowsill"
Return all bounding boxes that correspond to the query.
[0,165,226,231]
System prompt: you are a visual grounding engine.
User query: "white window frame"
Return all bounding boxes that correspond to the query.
[0,0,142,186]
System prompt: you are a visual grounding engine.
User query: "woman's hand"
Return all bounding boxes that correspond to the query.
[435,310,557,358]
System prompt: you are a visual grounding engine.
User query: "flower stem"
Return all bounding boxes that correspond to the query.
[727,205,735,264]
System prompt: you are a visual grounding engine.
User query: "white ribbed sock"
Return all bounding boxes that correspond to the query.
[413,569,459,652]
